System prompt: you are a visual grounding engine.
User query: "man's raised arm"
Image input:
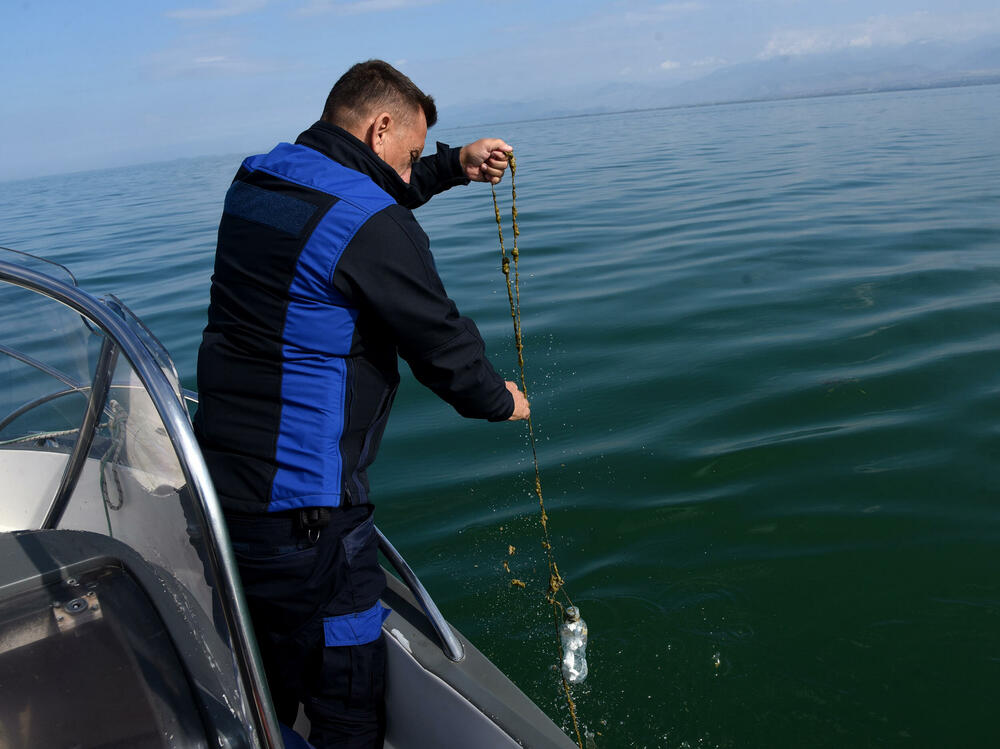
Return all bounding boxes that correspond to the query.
[404,138,513,208]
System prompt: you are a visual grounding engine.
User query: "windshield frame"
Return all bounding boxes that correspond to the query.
[0,257,283,749]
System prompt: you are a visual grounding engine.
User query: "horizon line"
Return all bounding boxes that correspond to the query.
[4,77,999,186]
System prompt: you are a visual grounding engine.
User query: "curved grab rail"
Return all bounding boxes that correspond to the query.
[0,342,86,391]
[376,527,466,662]
[0,259,284,749]
[0,387,87,435]
[43,336,118,529]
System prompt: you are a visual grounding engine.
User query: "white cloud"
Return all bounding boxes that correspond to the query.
[148,36,289,77]
[761,28,837,58]
[166,0,269,21]
[760,10,1000,59]
[298,0,437,15]
[659,59,680,70]
[692,56,726,67]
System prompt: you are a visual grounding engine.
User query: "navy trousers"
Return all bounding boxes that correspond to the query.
[226,505,387,748]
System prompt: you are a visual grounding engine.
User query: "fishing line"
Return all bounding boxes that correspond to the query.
[491,153,585,749]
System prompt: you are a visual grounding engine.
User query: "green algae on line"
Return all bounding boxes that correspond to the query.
[490,150,584,749]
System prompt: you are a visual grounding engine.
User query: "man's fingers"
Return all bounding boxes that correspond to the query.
[483,153,510,174]
[505,380,530,420]
[464,139,513,184]
[485,139,512,153]
[481,160,506,176]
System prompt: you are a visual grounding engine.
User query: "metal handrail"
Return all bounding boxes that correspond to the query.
[0,342,86,391]
[377,528,465,662]
[43,336,118,529]
[0,387,87,435]
[0,260,283,749]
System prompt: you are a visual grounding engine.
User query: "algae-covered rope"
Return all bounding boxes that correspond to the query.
[490,155,570,609]
[491,153,584,749]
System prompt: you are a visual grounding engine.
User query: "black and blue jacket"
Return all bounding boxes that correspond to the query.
[194,121,514,514]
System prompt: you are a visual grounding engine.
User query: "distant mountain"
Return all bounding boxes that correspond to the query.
[444,36,1000,127]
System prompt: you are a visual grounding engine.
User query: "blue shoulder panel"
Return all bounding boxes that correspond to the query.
[245,143,396,211]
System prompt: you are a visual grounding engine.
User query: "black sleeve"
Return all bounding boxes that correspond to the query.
[334,204,514,421]
[402,141,471,210]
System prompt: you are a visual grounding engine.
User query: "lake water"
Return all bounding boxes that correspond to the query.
[2,84,999,748]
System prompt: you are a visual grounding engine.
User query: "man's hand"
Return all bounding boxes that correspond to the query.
[460,139,513,184]
[505,381,530,421]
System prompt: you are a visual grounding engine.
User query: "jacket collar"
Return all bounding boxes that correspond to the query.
[295,120,410,203]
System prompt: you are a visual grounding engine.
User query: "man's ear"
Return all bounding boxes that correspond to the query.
[367,112,392,158]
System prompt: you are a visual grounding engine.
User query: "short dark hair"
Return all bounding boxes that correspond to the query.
[321,60,437,129]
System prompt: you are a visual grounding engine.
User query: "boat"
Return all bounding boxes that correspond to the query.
[0,247,578,749]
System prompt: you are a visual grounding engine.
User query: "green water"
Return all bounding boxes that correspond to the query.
[2,84,999,747]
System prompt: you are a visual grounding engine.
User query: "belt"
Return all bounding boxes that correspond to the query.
[226,506,332,547]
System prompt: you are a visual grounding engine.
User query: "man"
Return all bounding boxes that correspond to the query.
[193,60,529,748]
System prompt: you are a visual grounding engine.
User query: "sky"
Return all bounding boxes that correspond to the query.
[3,0,999,180]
